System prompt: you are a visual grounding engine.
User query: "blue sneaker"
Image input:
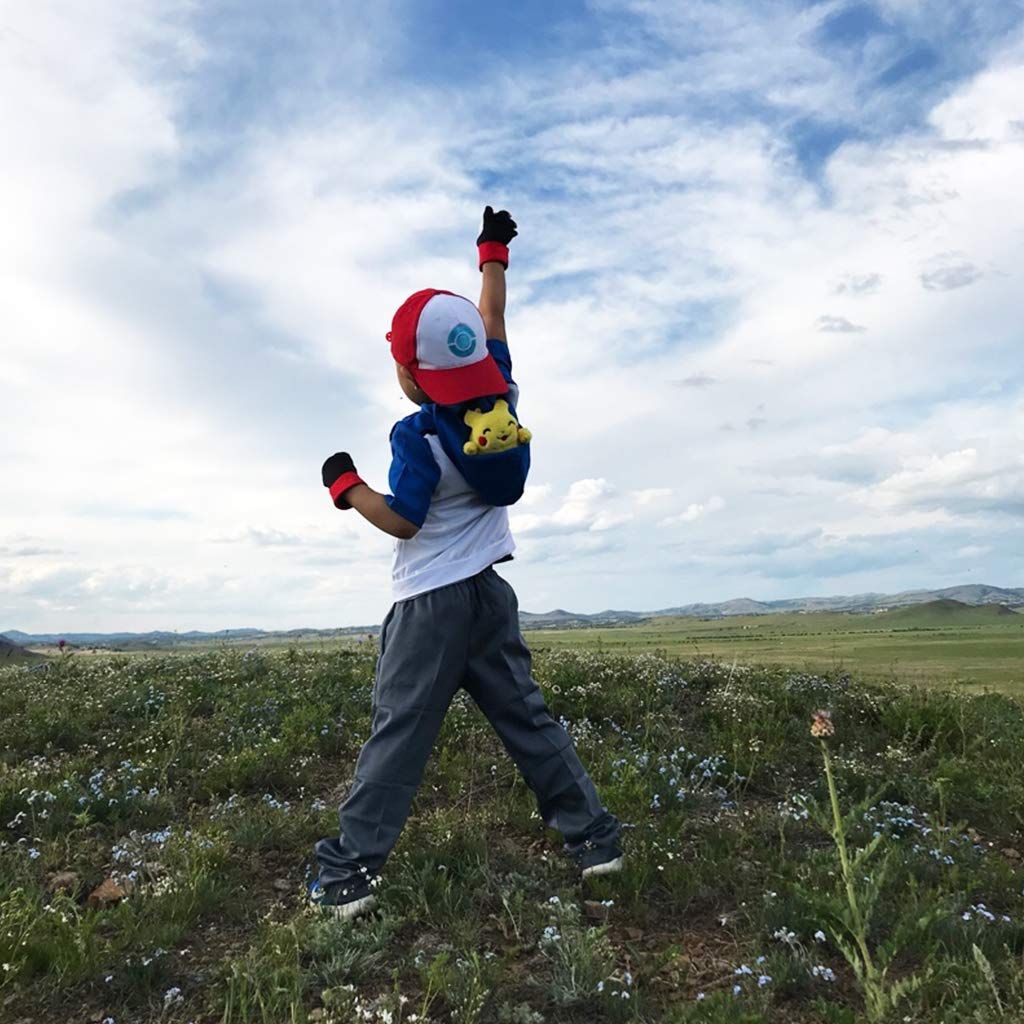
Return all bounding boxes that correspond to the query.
[307,878,377,921]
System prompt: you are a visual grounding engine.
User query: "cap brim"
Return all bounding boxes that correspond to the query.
[414,353,509,405]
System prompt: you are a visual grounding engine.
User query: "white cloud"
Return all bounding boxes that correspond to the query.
[660,496,726,526]
[511,478,633,537]
[956,545,992,559]
[864,446,1024,517]
[519,484,553,508]
[632,488,673,506]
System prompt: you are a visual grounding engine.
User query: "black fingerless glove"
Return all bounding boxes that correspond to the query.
[322,452,364,510]
[477,205,517,270]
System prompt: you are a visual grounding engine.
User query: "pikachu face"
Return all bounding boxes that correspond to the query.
[462,398,532,455]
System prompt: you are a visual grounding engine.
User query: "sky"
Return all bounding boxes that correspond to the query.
[3,0,1024,633]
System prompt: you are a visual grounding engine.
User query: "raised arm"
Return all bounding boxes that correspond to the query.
[476,205,517,342]
[479,262,506,342]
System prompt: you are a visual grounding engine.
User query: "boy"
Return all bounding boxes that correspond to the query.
[311,206,623,920]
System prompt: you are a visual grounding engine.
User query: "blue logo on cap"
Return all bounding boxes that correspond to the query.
[447,323,477,358]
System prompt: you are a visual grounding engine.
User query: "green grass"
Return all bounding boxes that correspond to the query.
[526,605,1024,695]
[2,647,1023,1022]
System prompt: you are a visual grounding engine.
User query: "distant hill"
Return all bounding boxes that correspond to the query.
[873,599,1021,627]
[1,625,380,650]
[0,635,42,665]
[0,627,269,647]
[519,584,1024,629]
[6,584,1023,644]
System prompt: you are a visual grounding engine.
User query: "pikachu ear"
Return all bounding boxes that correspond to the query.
[463,408,481,426]
[494,398,509,414]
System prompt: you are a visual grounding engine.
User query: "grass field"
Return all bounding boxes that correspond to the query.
[2,644,1023,1023]
[35,601,1024,697]
[526,603,1024,695]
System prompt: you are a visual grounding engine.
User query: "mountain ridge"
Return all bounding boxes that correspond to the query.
[4,584,1022,647]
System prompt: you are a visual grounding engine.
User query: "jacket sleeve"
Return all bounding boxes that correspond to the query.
[384,417,442,528]
[487,338,519,406]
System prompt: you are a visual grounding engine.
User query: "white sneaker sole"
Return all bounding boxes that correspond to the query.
[582,856,624,878]
[323,893,377,921]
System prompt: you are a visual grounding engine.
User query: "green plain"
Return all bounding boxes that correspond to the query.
[525,604,1024,695]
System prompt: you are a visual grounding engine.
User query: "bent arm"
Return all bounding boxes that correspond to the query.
[478,262,506,342]
[344,484,420,539]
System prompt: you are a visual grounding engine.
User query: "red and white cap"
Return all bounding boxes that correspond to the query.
[387,288,507,405]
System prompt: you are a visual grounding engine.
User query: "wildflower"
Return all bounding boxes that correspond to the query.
[164,986,183,1006]
[811,965,837,982]
[810,709,835,738]
[814,930,826,943]
[732,984,742,996]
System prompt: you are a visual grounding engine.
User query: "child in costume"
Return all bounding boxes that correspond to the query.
[311,206,623,920]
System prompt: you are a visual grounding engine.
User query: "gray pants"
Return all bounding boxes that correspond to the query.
[315,566,621,890]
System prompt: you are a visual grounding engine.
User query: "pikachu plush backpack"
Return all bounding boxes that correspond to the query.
[421,387,532,507]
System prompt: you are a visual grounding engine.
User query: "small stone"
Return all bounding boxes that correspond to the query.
[968,828,982,843]
[583,900,610,922]
[1002,848,1021,861]
[625,926,644,941]
[46,871,80,894]
[273,878,292,893]
[87,877,129,908]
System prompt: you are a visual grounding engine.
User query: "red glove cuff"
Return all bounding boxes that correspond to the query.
[329,471,365,509]
[478,241,509,271]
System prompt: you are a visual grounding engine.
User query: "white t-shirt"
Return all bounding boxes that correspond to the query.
[391,434,515,601]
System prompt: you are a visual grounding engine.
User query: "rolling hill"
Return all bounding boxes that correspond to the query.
[873,599,1021,627]
[0,636,42,665]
